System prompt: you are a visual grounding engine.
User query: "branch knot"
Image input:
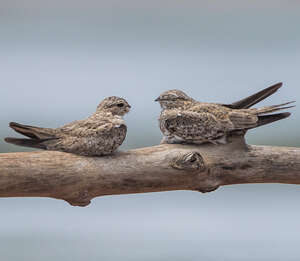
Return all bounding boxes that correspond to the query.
[170,152,206,171]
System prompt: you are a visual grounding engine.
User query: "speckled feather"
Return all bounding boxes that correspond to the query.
[5,96,130,156]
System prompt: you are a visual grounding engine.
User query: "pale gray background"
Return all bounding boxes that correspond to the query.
[1,1,300,260]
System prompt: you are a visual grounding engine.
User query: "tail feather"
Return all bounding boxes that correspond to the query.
[9,122,55,139]
[6,122,58,150]
[254,101,295,115]
[227,82,282,109]
[254,112,291,128]
[4,137,48,149]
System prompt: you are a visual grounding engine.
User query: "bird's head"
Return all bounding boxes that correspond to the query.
[155,89,193,109]
[97,96,131,116]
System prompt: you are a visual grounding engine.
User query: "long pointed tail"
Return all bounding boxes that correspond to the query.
[8,122,56,139]
[227,82,283,109]
[253,101,295,115]
[5,122,58,149]
[4,137,48,149]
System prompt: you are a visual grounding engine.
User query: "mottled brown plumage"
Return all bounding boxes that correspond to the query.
[5,96,131,156]
[155,83,294,144]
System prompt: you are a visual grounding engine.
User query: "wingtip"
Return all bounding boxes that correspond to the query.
[4,137,17,144]
[280,112,291,118]
[274,82,283,88]
[255,111,292,129]
[265,82,283,92]
[228,82,285,109]
[9,122,19,128]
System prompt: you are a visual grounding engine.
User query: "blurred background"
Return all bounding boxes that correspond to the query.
[1,0,300,260]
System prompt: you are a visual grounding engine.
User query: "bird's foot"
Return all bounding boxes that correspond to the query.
[160,136,185,144]
[209,136,227,145]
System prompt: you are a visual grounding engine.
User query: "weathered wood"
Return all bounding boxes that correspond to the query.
[0,136,299,206]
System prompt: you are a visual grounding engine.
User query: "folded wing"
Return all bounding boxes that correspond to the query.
[161,110,226,142]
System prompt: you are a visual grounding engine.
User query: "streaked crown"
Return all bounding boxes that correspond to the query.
[97,96,131,116]
[155,89,192,102]
[155,90,193,109]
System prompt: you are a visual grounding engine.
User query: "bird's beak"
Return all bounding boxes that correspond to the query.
[128,104,131,108]
[154,97,160,102]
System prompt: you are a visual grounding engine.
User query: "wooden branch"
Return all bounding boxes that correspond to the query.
[1,136,300,206]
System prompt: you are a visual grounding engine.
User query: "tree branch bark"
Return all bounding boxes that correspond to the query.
[1,136,299,206]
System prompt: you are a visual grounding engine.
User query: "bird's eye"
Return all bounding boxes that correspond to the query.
[117,103,124,107]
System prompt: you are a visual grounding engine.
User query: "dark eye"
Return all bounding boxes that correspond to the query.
[117,103,124,107]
